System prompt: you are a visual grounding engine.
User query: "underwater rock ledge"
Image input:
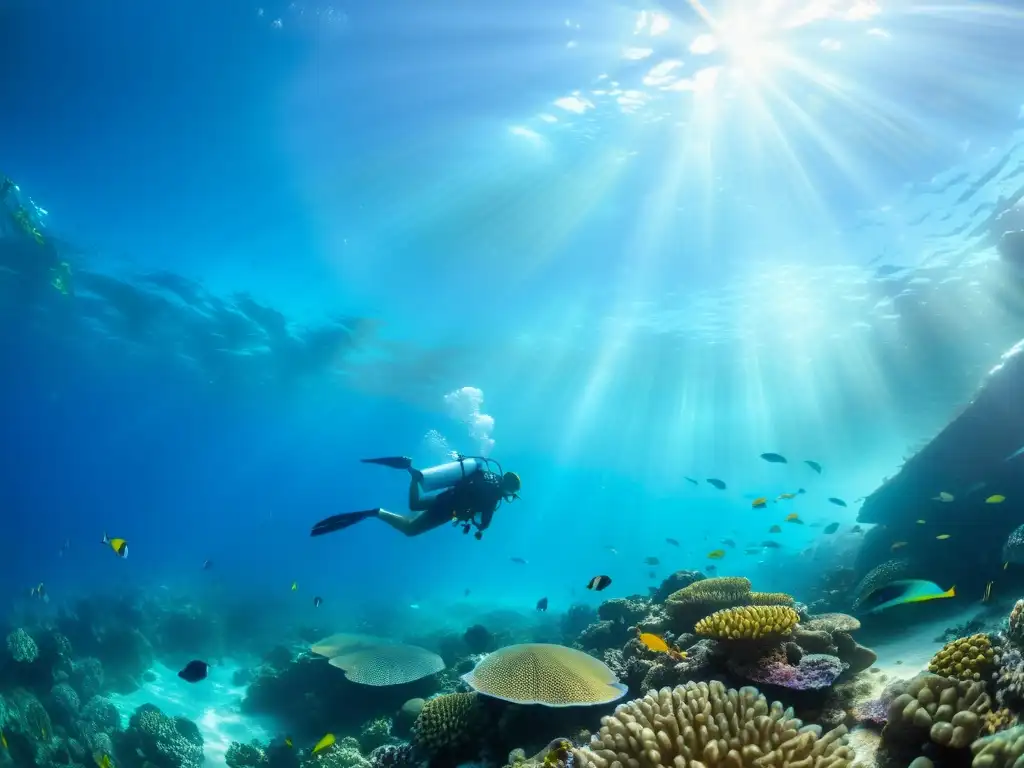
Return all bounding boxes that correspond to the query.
[859,338,1024,529]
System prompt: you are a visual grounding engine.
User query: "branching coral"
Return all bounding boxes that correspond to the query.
[881,673,991,750]
[929,634,999,682]
[358,716,393,753]
[6,628,38,663]
[316,735,372,768]
[572,680,853,768]
[120,703,204,768]
[695,606,800,641]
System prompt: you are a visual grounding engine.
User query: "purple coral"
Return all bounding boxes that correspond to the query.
[729,653,846,691]
[853,697,889,726]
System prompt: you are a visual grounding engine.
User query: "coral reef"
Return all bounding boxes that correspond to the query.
[597,597,651,625]
[461,643,627,706]
[694,605,800,641]
[116,703,205,768]
[411,692,487,763]
[571,680,853,768]
[665,578,795,633]
[651,570,704,603]
[974,724,1024,768]
[1010,601,1024,648]
[6,628,39,663]
[850,559,909,612]
[881,673,991,751]
[359,716,394,753]
[929,634,999,682]
[727,649,846,691]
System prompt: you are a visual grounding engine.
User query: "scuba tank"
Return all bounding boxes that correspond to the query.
[416,457,488,492]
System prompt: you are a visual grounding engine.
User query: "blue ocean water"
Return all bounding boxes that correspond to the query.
[5,0,1024,765]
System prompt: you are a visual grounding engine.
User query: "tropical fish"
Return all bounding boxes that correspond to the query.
[762,541,781,549]
[768,525,782,533]
[637,632,670,652]
[987,495,1006,504]
[1,731,6,750]
[804,460,822,474]
[722,539,736,548]
[823,522,840,534]
[751,497,768,509]
[983,582,993,603]
[29,582,47,602]
[284,737,294,748]
[707,549,726,559]
[291,582,298,591]
[587,575,612,591]
[707,478,727,490]
[890,541,907,551]
[705,565,717,573]
[177,659,209,683]
[536,597,548,612]
[202,559,212,570]
[827,498,847,508]
[101,533,127,558]
[665,538,680,547]
[94,754,112,768]
[933,492,954,503]
[857,579,956,614]
[936,534,951,540]
[784,513,799,523]
[511,557,528,565]
[684,477,699,485]
[760,453,787,464]
[312,733,336,756]
[313,596,323,608]
[777,493,797,501]
[916,520,926,525]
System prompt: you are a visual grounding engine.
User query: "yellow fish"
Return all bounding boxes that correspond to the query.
[890,541,907,551]
[1,731,7,749]
[94,754,113,768]
[768,525,782,533]
[936,534,951,540]
[312,733,336,755]
[291,582,298,592]
[916,519,926,524]
[284,737,293,749]
[983,582,993,603]
[751,497,768,509]
[986,495,1006,504]
[706,549,726,559]
[784,513,799,522]
[101,533,127,558]
[637,632,670,653]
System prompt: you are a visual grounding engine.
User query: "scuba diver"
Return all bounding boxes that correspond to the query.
[310,455,521,540]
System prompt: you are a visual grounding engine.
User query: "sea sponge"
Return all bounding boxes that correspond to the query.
[411,692,485,759]
[6,628,38,663]
[572,680,854,768]
[929,634,998,681]
[695,605,800,641]
[461,644,628,706]
[882,672,991,750]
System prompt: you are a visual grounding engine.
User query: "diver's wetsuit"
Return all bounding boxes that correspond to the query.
[310,463,506,538]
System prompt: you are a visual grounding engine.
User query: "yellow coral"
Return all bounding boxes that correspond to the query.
[694,605,800,640]
[984,709,1018,736]
[928,634,998,682]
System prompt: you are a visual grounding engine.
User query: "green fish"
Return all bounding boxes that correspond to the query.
[858,579,956,615]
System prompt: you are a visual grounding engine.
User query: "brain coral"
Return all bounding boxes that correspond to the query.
[462,644,628,706]
[6,628,38,663]
[695,606,800,641]
[572,680,853,768]
[929,634,998,682]
[328,644,445,686]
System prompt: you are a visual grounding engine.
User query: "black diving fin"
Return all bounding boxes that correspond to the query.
[310,509,379,537]
[360,456,413,470]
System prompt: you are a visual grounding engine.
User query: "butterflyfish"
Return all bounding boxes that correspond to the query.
[101,533,127,558]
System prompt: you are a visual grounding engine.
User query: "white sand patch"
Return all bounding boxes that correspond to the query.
[108,661,276,767]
